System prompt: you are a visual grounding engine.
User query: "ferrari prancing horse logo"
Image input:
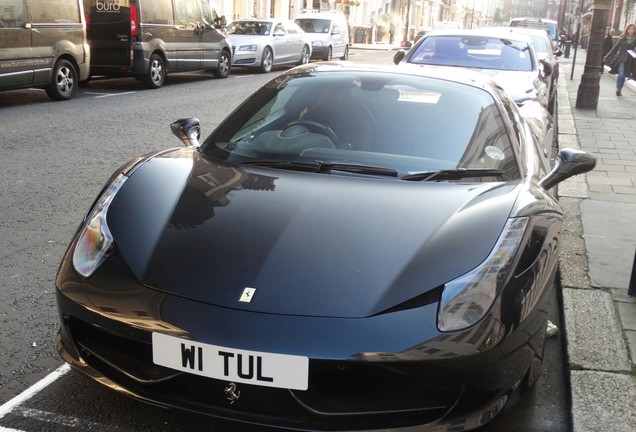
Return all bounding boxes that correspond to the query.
[239,287,256,303]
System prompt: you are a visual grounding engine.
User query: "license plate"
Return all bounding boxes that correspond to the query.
[152,332,309,390]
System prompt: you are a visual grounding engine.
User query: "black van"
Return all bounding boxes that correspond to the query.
[0,0,90,100]
[83,0,231,88]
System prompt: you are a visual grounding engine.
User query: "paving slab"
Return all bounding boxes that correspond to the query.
[570,370,636,432]
[562,288,631,372]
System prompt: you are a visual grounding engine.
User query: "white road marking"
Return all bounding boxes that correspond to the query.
[0,364,69,419]
[83,92,137,98]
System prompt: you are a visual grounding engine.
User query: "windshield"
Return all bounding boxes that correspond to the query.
[409,35,534,71]
[202,70,519,180]
[226,20,272,35]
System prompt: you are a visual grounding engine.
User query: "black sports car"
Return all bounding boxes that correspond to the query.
[56,63,595,431]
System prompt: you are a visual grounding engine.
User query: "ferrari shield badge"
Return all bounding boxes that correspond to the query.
[239,287,256,303]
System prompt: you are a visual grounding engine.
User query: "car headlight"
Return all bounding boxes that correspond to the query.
[238,44,257,52]
[72,174,127,277]
[437,217,528,332]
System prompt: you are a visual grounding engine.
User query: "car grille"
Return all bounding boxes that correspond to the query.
[66,317,462,430]
[234,58,257,65]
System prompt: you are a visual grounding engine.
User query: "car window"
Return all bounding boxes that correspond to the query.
[204,71,518,179]
[142,0,173,24]
[30,0,81,24]
[0,0,27,28]
[174,0,199,28]
[410,35,533,72]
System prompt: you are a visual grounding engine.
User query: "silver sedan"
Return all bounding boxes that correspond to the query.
[227,18,312,73]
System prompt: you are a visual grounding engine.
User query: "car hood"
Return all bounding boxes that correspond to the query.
[477,69,546,104]
[106,150,520,318]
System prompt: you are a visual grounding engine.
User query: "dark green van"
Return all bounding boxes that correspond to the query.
[83,0,231,88]
[0,0,90,100]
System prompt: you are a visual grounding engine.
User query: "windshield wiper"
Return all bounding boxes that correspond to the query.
[402,168,505,181]
[239,160,399,177]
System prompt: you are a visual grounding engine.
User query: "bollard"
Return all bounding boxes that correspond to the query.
[629,250,636,297]
[564,41,571,58]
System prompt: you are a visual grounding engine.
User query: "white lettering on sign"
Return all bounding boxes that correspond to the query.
[95,0,121,12]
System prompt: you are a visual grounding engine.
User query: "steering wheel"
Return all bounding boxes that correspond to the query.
[283,120,340,147]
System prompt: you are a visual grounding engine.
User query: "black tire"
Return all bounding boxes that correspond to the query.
[45,59,77,101]
[340,45,349,60]
[212,50,231,78]
[259,47,273,73]
[143,53,165,89]
[297,45,310,65]
[322,46,332,61]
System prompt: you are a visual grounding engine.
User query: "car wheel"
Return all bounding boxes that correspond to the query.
[322,46,332,61]
[340,45,349,60]
[260,47,273,73]
[45,59,77,101]
[143,54,165,89]
[212,50,231,78]
[297,45,310,65]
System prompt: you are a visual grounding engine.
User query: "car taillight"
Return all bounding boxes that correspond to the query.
[130,3,139,36]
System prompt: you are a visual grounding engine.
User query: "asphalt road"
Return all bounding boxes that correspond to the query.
[0,49,569,431]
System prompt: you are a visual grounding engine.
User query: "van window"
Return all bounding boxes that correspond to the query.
[0,0,27,28]
[30,0,81,23]
[174,0,199,27]
[140,0,172,24]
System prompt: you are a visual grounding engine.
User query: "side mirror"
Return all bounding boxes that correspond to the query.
[170,118,201,148]
[539,148,596,190]
[393,49,406,65]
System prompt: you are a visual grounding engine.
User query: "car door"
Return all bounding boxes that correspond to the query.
[271,21,292,63]
[282,21,303,62]
[199,0,223,69]
[0,0,33,89]
[173,0,202,70]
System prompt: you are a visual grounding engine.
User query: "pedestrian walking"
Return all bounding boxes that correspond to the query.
[603,23,636,96]
[601,26,613,73]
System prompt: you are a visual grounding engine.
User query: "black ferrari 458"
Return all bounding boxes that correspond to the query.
[56,63,595,431]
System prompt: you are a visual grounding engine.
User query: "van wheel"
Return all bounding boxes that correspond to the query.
[144,54,165,89]
[322,46,332,61]
[297,45,310,65]
[340,45,349,60]
[46,59,77,101]
[212,50,231,78]
[260,48,273,73]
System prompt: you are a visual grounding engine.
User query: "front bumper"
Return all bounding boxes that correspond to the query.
[55,248,551,431]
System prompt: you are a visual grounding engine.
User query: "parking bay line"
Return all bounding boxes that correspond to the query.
[0,364,133,431]
[0,364,69,419]
[83,91,136,98]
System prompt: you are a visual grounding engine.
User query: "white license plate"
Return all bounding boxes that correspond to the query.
[152,332,309,390]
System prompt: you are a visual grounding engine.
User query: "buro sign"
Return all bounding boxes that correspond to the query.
[96,0,121,12]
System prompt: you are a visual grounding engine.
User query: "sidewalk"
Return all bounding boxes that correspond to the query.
[557,48,636,432]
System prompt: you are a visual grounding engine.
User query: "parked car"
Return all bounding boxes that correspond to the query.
[394,29,553,111]
[82,0,232,89]
[486,26,562,114]
[509,17,559,47]
[56,63,596,432]
[226,18,311,73]
[0,0,90,100]
[56,63,595,430]
[294,11,349,60]
[413,28,431,43]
